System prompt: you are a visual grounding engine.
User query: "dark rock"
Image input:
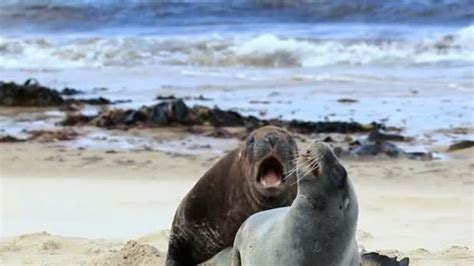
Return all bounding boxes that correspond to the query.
[112,99,132,104]
[0,135,26,143]
[92,87,108,92]
[60,99,378,136]
[207,107,247,127]
[147,99,189,125]
[192,95,213,101]
[322,136,334,142]
[156,95,177,100]
[70,97,111,105]
[0,80,119,107]
[448,140,474,151]
[287,120,372,134]
[349,140,361,148]
[350,140,405,158]
[405,152,433,160]
[90,109,133,128]
[337,98,358,103]
[170,99,189,123]
[60,87,82,96]
[361,252,409,266]
[61,113,94,126]
[347,138,432,160]
[24,78,38,86]
[0,80,64,106]
[160,95,213,101]
[368,128,406,142]
[125,108,149,125]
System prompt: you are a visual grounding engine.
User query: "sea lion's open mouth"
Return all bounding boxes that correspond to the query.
[257,156,284,188]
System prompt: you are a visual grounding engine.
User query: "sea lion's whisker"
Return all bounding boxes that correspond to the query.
[288,156,316,175]
[289,157,301,164]
[301,164,318,179]
[291,172,306,186]
[284,161,309,179]
[289,150,300,160]
[283,169,297,179]
[295,158,321,185]
[285,158,313,176]
[301,166,316,178]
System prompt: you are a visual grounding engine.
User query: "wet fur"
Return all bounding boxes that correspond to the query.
[166,126,298,265]
[229,142,360,266]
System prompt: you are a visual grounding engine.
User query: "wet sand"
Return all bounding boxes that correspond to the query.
[0,139,473,265]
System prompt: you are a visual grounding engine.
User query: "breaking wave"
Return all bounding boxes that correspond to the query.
[1,25,473,70]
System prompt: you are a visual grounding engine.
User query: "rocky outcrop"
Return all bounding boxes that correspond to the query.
[0,79,64,106]
[61,99,377,135]
[447,140,474,151]
[0,80,119,107]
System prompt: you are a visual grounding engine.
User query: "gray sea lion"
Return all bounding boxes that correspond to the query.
[229,141,360,266]
[166,126,298,265]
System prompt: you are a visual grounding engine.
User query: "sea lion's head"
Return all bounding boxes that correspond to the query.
[240,126,298,206]
[296,141,358,218]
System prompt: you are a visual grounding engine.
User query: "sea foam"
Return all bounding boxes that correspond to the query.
[0,25,472,70]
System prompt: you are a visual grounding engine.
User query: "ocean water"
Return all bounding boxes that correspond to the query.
[0,0,473,145]
[1,0,473,69]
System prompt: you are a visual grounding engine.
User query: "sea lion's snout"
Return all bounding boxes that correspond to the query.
[298,141,343,185]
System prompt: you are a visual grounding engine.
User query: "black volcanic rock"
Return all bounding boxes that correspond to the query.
[0,80,122,107]
[60,87,82,96]
[448,140,474,151]
[0,79,64,106]
[61,99,377,136]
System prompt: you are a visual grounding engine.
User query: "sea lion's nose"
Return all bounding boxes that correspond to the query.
[267,135,277,147]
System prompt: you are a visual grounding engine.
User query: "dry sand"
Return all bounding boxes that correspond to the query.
[0,140,473,265]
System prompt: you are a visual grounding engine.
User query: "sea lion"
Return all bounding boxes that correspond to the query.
[166,126,298,265]
[228,141,360,266]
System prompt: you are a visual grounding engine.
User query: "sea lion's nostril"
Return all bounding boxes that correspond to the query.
[268,135,277,147]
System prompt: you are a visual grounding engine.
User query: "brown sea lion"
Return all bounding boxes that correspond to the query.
[166,126,298,265]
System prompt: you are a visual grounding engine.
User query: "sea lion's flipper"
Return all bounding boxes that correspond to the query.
[361,252,410,266]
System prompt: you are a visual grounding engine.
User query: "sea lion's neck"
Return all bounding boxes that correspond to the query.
[289,180,359,240]
[291,192,326,215]
[286,192,357,261]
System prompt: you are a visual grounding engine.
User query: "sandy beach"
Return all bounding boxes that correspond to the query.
[1,1,473,265]
[1,135,473,265]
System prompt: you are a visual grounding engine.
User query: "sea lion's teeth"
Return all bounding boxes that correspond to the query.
[261,170,282,187]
